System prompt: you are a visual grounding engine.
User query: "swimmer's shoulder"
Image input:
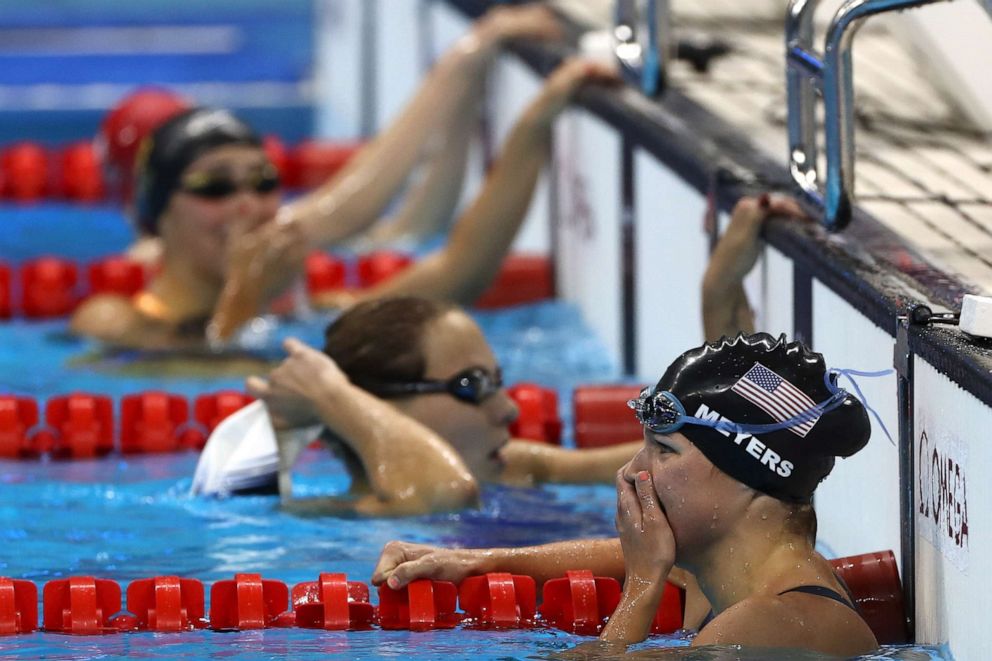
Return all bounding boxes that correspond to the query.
[693,590,877,654]
[70,294,176,349]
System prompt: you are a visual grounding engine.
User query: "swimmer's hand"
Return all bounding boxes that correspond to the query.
[372,541,492,590]
[476,4,564,47]
[527,58,622,127]
[210,211,309,342]
[713,194,810,285]
[246,337,345,429]
[600,468,676,645]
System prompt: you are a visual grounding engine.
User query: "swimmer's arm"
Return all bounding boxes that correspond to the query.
[341,61,617,307]
[362,81,480,247]
[702,196,808,341]
[307,378,480,516]
[289,10,557,248]
[498,440,641,485]
[373,537,626,589]
[69,295,198,350]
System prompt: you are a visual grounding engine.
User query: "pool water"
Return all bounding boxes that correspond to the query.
[0,206,952,659]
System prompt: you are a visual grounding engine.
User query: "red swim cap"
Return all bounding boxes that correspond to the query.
[97,88,191,202]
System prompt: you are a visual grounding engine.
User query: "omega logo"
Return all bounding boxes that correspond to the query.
[918,430,969,550]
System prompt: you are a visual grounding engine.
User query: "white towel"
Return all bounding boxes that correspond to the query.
[190,400,320,497]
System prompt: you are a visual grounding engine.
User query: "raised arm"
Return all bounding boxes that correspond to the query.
[322,59,620,309]
[360,77,480,247]
[247,338,479,516]
[702,195,809,342]
[287,5,564,248]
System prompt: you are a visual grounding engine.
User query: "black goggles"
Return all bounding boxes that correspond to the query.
[360,367,503,405]
[627,387,687,434]
[179,164,280,199]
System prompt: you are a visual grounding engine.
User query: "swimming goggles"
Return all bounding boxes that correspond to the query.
[627,367,894,440]
[360,366,503,405]
[179,164,280,199]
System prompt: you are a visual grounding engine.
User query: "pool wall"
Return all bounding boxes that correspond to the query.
[325,1,992,658]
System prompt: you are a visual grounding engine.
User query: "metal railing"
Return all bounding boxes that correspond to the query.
[785,0,950,231]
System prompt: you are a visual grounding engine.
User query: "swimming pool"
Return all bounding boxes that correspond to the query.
[0,206,951,659]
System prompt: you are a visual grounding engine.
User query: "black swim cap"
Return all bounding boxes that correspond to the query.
[133,107,262,235]
[654,332,870,503]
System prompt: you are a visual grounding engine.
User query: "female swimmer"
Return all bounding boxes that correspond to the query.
[374,332,879,655]
[245,296,643,516]
[71,7,615,349]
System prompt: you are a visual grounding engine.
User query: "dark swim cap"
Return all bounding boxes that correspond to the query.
[650,333,870,503]
[133,107,262,235]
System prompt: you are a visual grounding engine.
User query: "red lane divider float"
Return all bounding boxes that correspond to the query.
[292,573,374,630]
[573,385,647,448]
[125,576,206,632]
[378,579,460,631]
[209,573,290,631]
[0,251,554,319]
[1,142,48,202]
[507,384,561,444]
[0,578,36,634]
[43,577,122,635]
[55,143,105,203]
[0,378,570,460]
[459,573,536,628]
[0,554,903,638]
[829,550,909,644]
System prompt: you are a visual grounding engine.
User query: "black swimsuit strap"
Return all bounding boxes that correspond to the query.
[696,583,857,632]
[777,584,858,612]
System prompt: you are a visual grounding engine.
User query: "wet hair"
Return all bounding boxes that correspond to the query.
[656,332,871,503]
[322,296,458,390]
[133,107,262,235]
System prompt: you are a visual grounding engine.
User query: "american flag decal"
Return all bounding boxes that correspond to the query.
[731,362,819,437]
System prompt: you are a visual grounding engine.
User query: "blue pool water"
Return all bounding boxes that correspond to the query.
[0,206,951,659]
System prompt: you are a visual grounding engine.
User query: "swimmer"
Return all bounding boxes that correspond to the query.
[374,333,879,655]
[70,19,616,349]
[244,296,643,516]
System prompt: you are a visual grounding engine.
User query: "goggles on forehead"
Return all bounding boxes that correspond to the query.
[360,366,503,405]
[626,366,895,440]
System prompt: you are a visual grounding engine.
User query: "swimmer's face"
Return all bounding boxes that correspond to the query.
[624,429,753,563]
[158,144,281,281]
[394,310,518,483]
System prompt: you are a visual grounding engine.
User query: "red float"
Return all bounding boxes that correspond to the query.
[651,582,685,634]
[0,578,37,634]
[99,88,190,201]
[87,256,146,298]
[0,264,10,319]
[573,384,646,448]
[42,576,121,634]
[289,140,362,189]
[475,254,554,309]
[45,393,115,459]
[357,251,414,289]
[193,391,254,434]
[829,550,908,644]
[56,142,105,202]
[120,391,190,454]
[507,384,561,444]
[305,252,347,294]
[458,573,536,628]
[0,396,40,459]
[378,579,460,630]
[539,570,621,635]
[1,142,48,202]
[21,257,80,318]
[126,576,205,632]
[209,573,289,630]
[292,573,374,630]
